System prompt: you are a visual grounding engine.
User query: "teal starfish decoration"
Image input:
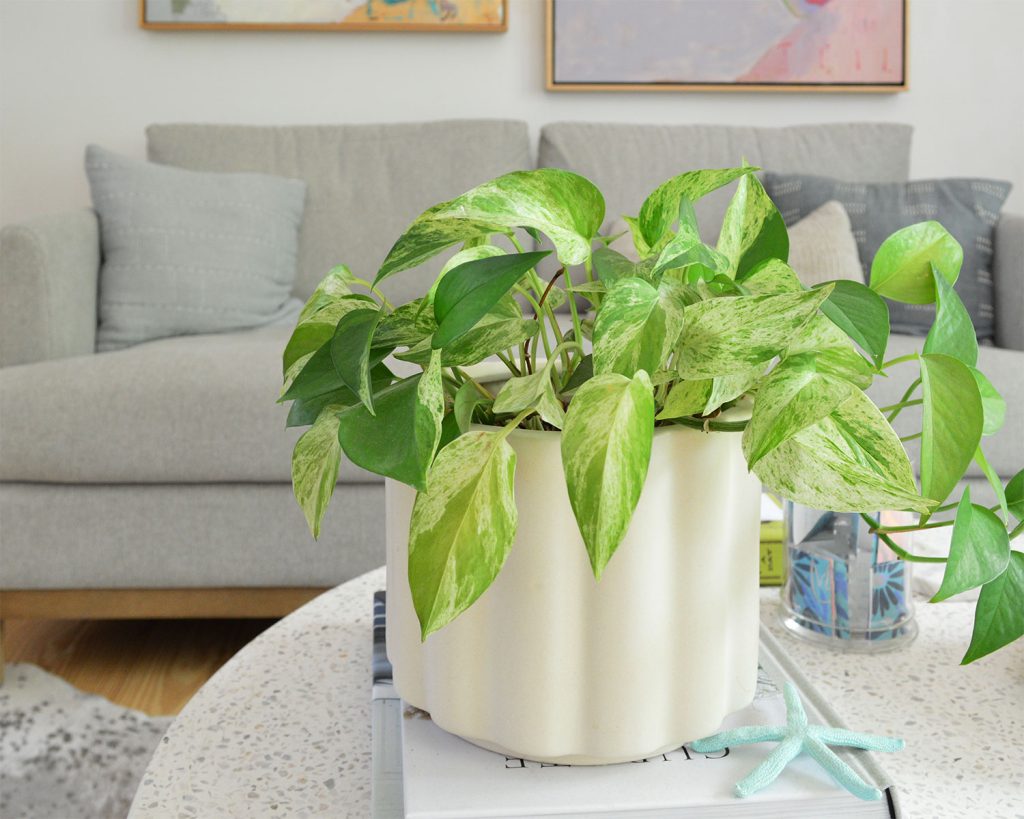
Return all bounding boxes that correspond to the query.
[691,682,904,801]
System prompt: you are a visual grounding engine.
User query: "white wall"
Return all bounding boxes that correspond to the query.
[2,0,1023,225]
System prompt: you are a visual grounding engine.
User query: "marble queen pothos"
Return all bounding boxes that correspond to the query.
[280,165,1024,664]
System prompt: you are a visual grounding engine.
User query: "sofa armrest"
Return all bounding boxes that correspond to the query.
[0,210,100,367]
[994,212,1024,352]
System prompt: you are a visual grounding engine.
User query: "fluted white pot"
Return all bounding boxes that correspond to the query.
[385,422,761,765]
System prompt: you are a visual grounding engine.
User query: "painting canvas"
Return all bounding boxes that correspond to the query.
[548,0,906,91]
[141,0,506,31]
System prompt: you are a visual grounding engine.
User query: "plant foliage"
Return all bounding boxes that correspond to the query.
[281,166,1021,662]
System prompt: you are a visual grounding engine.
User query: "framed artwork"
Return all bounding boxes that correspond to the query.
[140,0,507,32]
[547,0,907,92]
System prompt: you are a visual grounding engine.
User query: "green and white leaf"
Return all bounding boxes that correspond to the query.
[717,171,789,280]
[703,367,764,415]
[923,264,978,366]
[286,362,394,428]
[638,166,756,248]
[291,407,343,539]
[593,278,667,377]
[656,379,713,420]
[677,286,832,379]
[561,371,655,579]
[283,293,377,373]
[869,221,963,304]
[331,307,384,414]
[962,551,1024,664]
[743,356,857,468]
[752,388,930,514]
[920,353,984,505]
[492,366,565,429]
[816,279,890,369]
[373,299,438,349]
[408,430,518,638]
[933,488,1011,603]
[297,264,357,323]
[427,244,507,305]
[453,380,489,433]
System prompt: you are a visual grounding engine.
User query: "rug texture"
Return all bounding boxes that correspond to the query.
[0,663,172,819]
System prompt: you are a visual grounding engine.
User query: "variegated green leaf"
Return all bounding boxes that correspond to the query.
[870,221,963,304]
[373,299,438,349]
[492,366,566,429]
[593,247,646,284]
[428,244,507,304]
[920,353,984,505]
[704,367,764,415]
[408,430,518,638]
[743,356,857,468]
[454,380,490,433]
[741,258,802,295]
[283,293,377,373]
[298,265,357,323]
[653,224,730,277]
[286,363,394,428]
[933,488,1010,603]
[717,171,789,279]
[561,371,655,579]
[656,379,712,420]
[752,387,929,513]
[379,169,604,282]
[593,278,665,377]
[291,407,343,539]
[637,166,756,248]
[399,317,539,368]
[622,215,651,259]
[677,286,833,379]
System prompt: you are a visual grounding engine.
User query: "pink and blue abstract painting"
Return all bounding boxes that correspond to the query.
[550,0,906,90]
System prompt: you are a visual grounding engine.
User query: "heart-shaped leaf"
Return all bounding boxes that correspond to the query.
[593,278,666,377]
[453,380,490,434]
[932,488,1011,602]
[432,251,549,348]
[717,171,789,280]
[970,367,1005,436]
[638,166,756,248]
[409,430,518,639]
[331,308,383,413]
[286,363,394,428]
[923,264,978,366]
[656,379,713,420]
[920,353,984,505]
[297,265,356,323]
[961,551,1024,664]
[751,387,930,514]
[337,359,443,491]
[816,280,890,369]
[593,247,644,284]
[283,293,377,373]
[291,406,344,539]
[677,286,832,379]
[561,371,655,579]
[869,221,963,304]
[492,368,565,429]
[743,356,857,469]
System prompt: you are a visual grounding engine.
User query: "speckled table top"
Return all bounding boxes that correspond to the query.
[129,567,1023,818]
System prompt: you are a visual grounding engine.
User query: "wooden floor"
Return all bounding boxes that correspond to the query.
[4,617,276,716]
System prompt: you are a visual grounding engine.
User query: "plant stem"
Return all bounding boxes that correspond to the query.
[523,268,566,372]
[879,398,922,414]
[1010,519,1024,541]
[496,351,520,376]
[352,277,395,311]
[859,513,947,563]
[496,407,537,439]
[452,367,494,400]
[883,353,919,369]
[886,377,922,423]
[671,417,748,433]
[900,432,922,442]
[871,519,954,534]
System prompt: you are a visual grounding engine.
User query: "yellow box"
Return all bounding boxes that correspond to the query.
[760,540,786,586]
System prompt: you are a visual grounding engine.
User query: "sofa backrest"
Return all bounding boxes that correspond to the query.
[538,122,914,240]
[146,121,532,303]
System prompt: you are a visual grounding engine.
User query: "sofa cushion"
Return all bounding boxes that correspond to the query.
[0,324,384,484]
[86,145,306,351]
[785,201,864,288]
[538,122,913,243]
[763,173,1012,340]
[147,121,532,304]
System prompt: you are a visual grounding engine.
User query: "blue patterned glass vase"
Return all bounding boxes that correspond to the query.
[779,502,918,651]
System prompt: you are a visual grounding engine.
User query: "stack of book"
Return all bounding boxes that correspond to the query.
[371,592,900,819]
[760,493,786,586]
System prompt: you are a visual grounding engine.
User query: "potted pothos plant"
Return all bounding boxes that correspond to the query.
[281,165,1023,763]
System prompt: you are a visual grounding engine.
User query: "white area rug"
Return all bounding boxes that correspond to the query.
[0,664,172,819]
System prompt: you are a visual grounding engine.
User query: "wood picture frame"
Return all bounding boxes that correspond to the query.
[546,0,908,93]
[139,0,508,32]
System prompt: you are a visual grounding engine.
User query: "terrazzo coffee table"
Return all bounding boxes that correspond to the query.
[129,565,1024,818]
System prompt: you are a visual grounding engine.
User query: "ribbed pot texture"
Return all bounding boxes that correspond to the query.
[385,423,762,765]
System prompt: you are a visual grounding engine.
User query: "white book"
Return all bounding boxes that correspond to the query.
[371,592,898,819]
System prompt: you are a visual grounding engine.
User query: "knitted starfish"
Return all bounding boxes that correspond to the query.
[691,682,904,801]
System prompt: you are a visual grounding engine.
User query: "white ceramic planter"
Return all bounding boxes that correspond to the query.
[386,421,762,765]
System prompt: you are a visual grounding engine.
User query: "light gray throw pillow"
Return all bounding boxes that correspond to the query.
[86,145,306,351]
[786,201,864,288]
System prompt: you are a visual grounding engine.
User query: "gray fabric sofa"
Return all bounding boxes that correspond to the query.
[1,121,1021,611]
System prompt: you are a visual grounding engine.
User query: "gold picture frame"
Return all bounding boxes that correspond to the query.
[140,0,508,32]
[546,0,908,93]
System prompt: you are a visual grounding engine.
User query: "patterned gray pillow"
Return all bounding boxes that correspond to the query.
[762,173,1011,340]
[86,145,306,351]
